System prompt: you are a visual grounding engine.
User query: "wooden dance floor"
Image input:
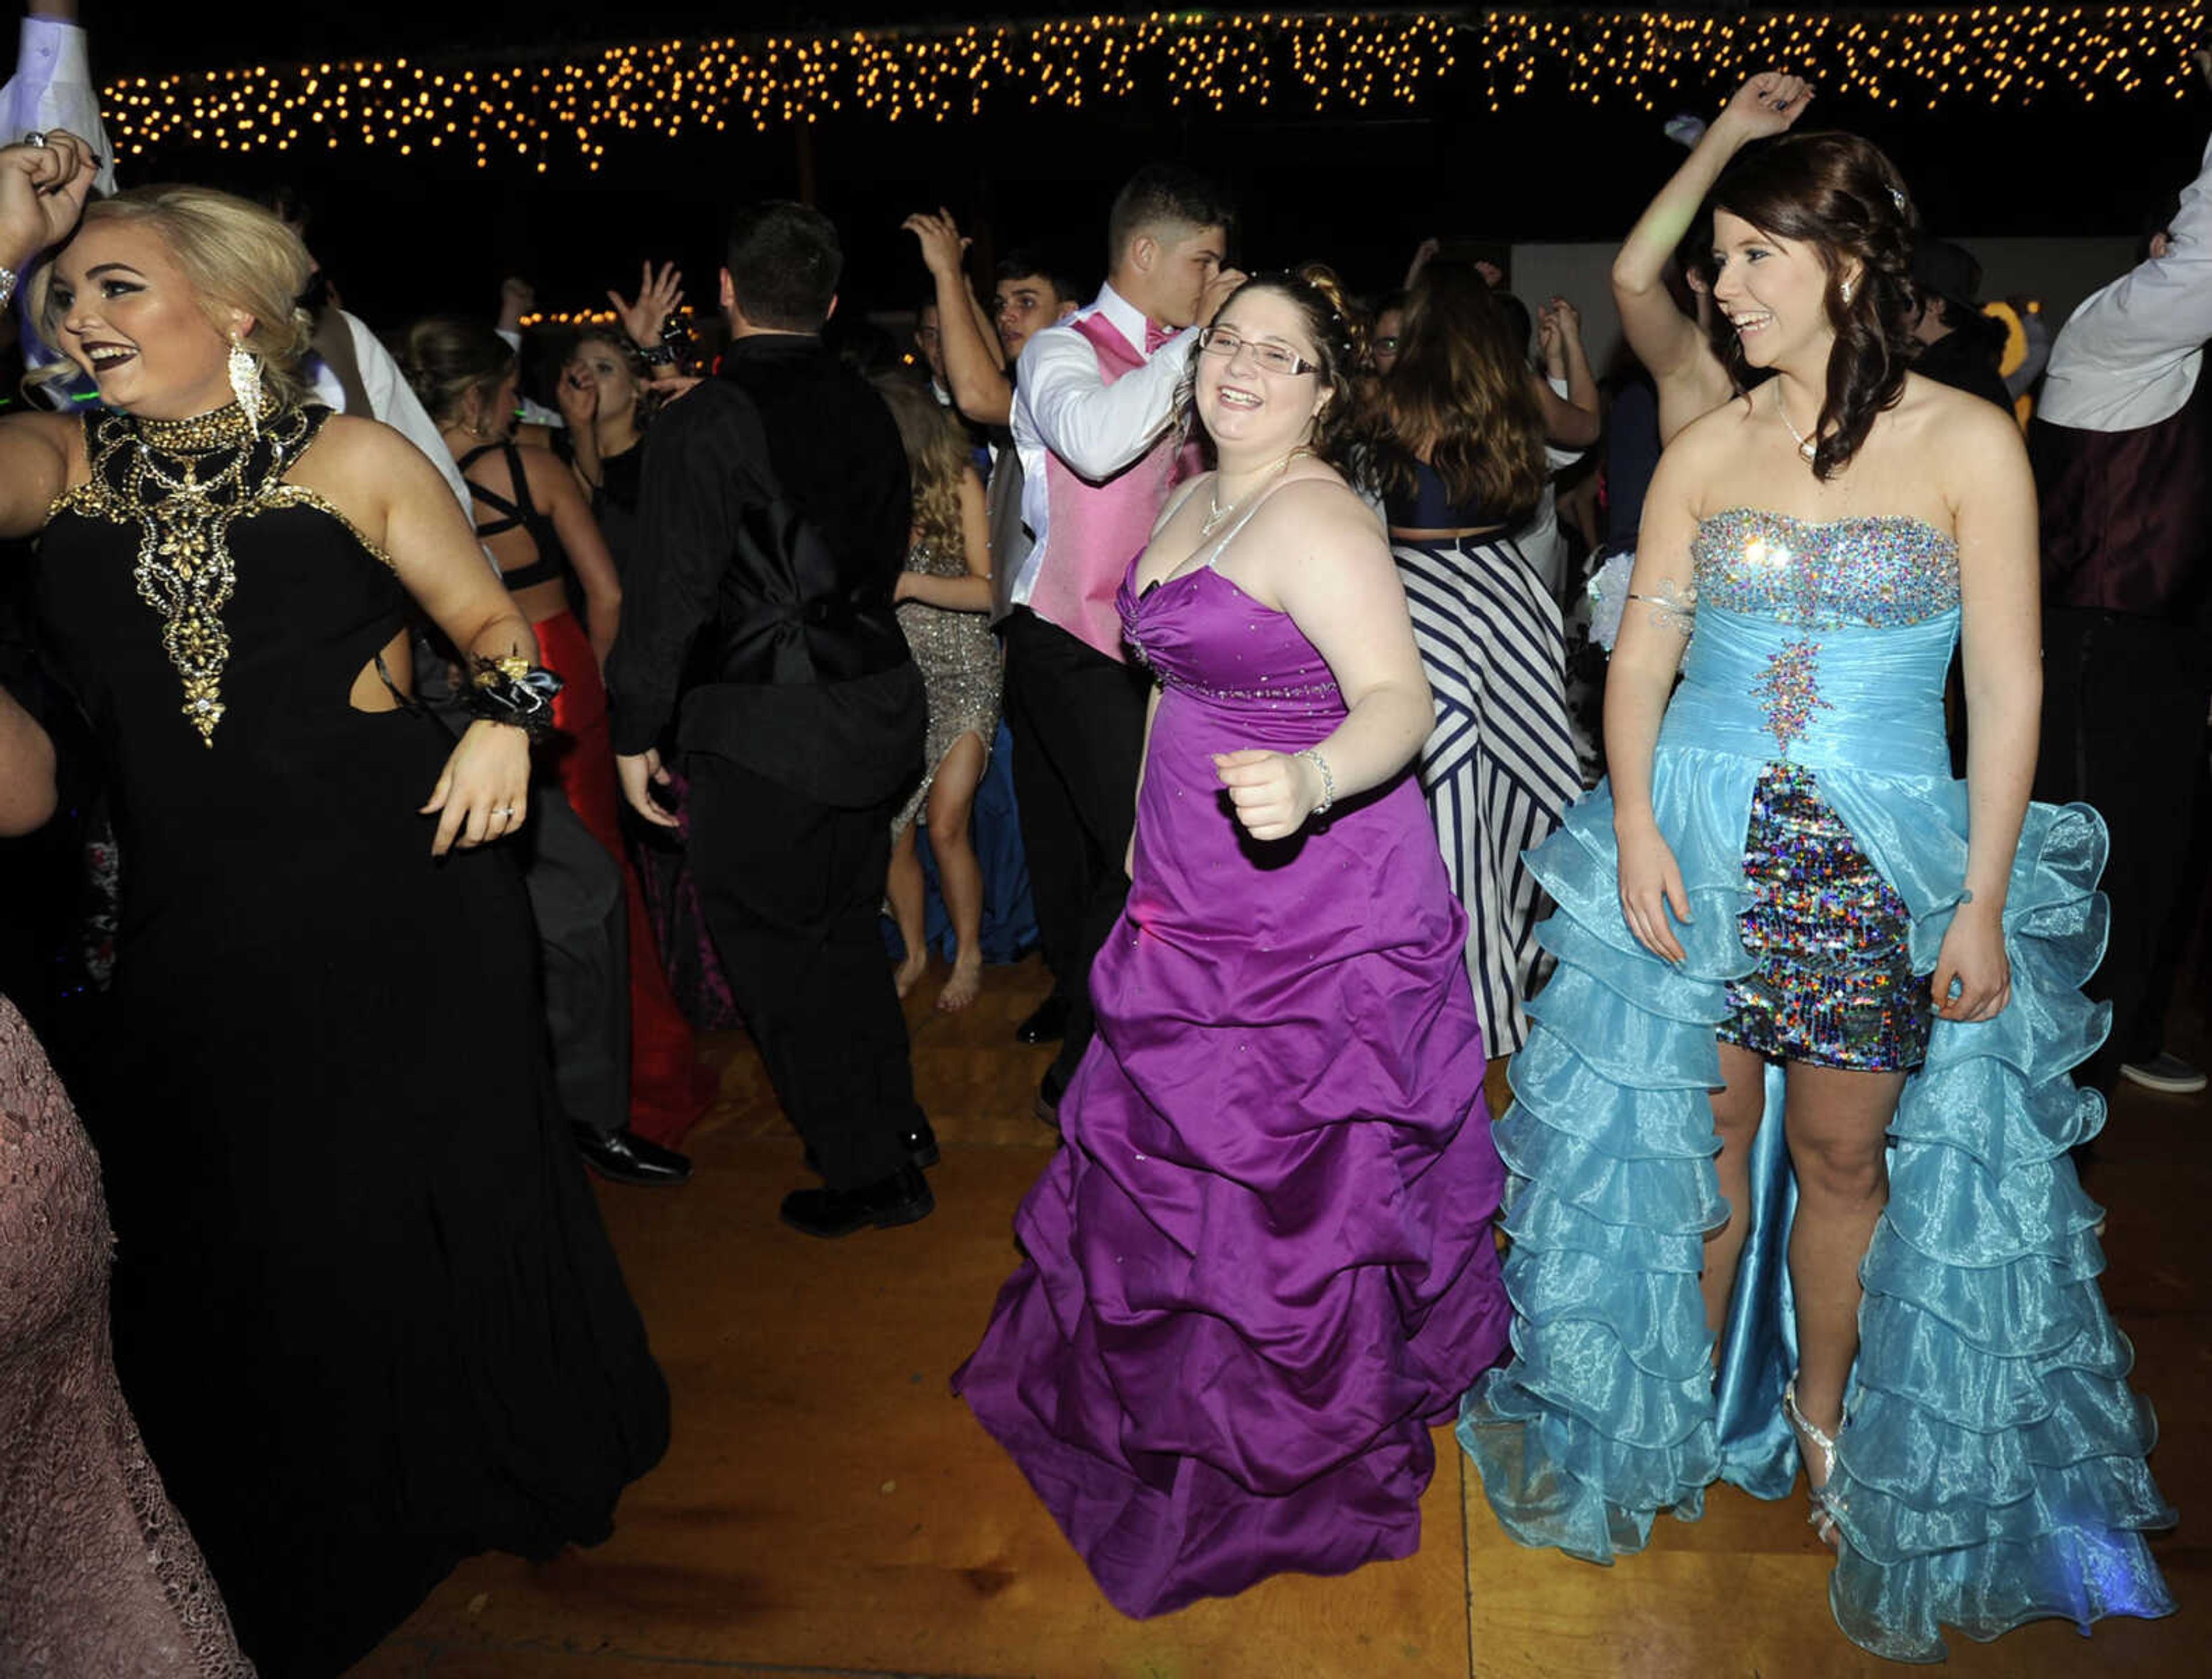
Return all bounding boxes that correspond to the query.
[355,953,2203,1678]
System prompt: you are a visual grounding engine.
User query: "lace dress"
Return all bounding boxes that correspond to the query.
[0,998,253,1676]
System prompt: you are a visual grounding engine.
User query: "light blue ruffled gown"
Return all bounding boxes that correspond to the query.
[1458,509,2176,1662]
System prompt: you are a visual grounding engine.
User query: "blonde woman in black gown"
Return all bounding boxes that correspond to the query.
[0,137,666,1676]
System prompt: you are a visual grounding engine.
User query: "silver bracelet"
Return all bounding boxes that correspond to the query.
[1297,746,1335,821]
[0,264,17,313]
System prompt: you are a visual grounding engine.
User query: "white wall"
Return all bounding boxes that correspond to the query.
[1504,237,2141,378]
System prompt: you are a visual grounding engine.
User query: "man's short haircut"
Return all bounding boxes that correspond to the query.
[726,200,842,331]
[1105,165,1234,268]
[995,249,1084,307]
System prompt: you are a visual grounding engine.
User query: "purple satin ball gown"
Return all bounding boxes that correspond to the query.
[955,528,1511,1618]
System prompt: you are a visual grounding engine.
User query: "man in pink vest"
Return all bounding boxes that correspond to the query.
[1001,165,1243,1121]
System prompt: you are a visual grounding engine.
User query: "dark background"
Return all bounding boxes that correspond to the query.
[84,5,2212,331]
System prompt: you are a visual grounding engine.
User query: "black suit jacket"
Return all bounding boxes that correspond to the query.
[607,334,924,807]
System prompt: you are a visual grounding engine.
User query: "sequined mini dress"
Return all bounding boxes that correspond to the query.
[893,535,1001,833]
[1460,509,2173,1661]
[1697,512,1957,1070]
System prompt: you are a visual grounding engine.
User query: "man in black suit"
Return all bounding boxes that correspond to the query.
[608,201,935,1236]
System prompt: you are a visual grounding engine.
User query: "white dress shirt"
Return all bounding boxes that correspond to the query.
[310,309,478,523]
[0,16,115,194]
[2040,130,2212,435]
[1007,283,1195,607]
[493,325,566,429]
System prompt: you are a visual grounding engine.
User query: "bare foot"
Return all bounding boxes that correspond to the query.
[936,950,983,1011]
[893,946,927,999]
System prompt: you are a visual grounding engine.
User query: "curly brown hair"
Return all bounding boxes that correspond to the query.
[1363,260,1548,527]
[1711,131,1921,481]
[1181,261,1366,467]
[871,373,969,559]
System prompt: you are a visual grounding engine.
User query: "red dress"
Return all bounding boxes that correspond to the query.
[464,439,715,1145]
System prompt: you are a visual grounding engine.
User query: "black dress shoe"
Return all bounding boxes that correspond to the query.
[1015,991,1071,1045]
[780,1163,934,1238]
[1034,1064,1070,1128]
[574,1125,692,1187]
[804,1116,940,1175]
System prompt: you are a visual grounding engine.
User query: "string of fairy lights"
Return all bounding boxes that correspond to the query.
[101,7,2209,175]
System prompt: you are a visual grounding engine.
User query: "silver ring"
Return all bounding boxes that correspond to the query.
[20,131,46,150]
[494,806,516,819]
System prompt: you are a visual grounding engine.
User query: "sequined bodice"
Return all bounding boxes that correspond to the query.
[1119,567,1343,725]
[1692,509,1960,630]
[1666,510,1962,774]
[902,536,968,580]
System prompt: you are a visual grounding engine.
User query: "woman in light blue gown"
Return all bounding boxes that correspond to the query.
[1458,130,2175,1662]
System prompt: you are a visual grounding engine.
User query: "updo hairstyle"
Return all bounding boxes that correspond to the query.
[42,185,316,404]
[399,317,517,432]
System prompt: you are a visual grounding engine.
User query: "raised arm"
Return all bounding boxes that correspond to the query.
[2044,116,2212,385]
[0,127,96,531]
[904,210,1014,428]
[1018,323,1192,482]
[1613,74,1810,436]
[1536,297,1601,448]
[3,3,116,195]
[1213,482,1435,840]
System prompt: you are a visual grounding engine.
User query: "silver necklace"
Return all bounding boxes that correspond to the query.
[1201,446,1308,537]
[1774,381,1820,464]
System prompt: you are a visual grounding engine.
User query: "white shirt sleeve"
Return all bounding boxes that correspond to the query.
[492,325,563,427]
[2041,130,2212,431]
[346,312,478,516]
[1017,323,1195,482]
[1,17,118,195]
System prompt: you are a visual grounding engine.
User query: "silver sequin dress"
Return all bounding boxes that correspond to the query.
[893,536,1002,833]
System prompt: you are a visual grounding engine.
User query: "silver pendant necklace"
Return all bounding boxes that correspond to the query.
[1201,445,1309,537]
[1774,381,1820,464]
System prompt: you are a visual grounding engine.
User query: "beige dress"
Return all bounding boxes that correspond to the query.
[0,999,253,1676]
[893,535,1002,833]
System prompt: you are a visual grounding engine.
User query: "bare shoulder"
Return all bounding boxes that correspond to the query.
[1665,392,1755,464]
[1268,469,1382,541]
[516,437,578,499]
[305,410,429,476]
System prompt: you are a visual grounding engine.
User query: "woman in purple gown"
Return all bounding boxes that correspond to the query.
[955,267,1510,1617]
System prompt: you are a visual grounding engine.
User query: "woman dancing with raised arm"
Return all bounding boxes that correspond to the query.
[0,137,665,1676]
[1460,130,2172,1661]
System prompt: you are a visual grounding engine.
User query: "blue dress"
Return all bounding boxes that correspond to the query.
[1458,509,2175,1662]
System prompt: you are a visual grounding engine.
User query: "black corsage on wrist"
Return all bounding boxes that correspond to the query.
[465,654,563,738]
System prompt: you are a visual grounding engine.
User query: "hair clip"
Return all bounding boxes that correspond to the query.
[1888,185,1908,212]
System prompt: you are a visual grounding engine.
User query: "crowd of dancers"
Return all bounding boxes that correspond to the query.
[0,3,2202,1671]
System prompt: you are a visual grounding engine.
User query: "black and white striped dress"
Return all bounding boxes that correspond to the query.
[1393,532,1582,1056]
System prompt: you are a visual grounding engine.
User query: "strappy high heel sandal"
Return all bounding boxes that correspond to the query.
[1783,1377,1847,1552]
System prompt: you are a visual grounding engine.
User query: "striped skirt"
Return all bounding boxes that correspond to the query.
[1393,535,1582,1057]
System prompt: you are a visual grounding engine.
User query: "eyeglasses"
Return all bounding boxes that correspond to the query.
[1197,325,1317,377]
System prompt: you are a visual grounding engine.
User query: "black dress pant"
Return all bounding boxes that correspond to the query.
[2036,607,2211,1091]
[999,608,1151,1085]
[686,752,922,1188]
[517,783,631,1140]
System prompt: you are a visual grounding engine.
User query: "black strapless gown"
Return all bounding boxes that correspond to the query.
[34,415,671,1677]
